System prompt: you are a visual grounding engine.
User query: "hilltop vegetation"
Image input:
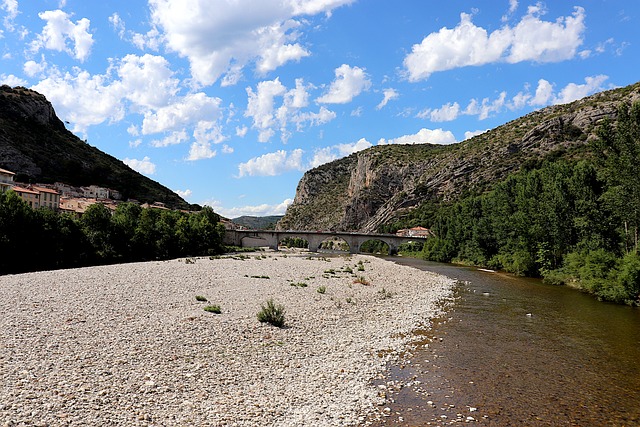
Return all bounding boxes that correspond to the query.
[0,85,190,209]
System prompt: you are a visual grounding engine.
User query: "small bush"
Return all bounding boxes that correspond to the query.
[195,295,208,302]
[343,266,353,274]
[257,299,286,327]
[204,304,222,314]
[377,287,394,299]
[317,285,326,294]
[291,282,308,288]
[353,276,371,286]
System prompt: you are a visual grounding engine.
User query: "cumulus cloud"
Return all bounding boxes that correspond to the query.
[0,73,27,87]
[464,129,489,140]
[376,88,399,110]
[237,149,304,177]
[554,75,609,105]
[316,64,371,104]
[175,189,192,199]
[245,77,335,142]
[416,75,610,124]
[117,54,179,110]
[404,6,586,81]
[206,198,293,218]
[148,0,354,86]
[378,128,457,145]
[142,92,222,134]
[308,138,372,168]
[123,156,156,175]
[2,0,18,30]
[31,10,94,62]
[31,69,126,134]
[150,129,188,147]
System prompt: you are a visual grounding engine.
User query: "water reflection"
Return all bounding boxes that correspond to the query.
[373,258,640,426]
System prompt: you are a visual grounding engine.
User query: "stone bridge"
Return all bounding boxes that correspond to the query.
[224,229,427,255]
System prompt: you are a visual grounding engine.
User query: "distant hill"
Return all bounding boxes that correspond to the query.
[0,85,190,209]
[232,215,283,230]
[278,82,640,232]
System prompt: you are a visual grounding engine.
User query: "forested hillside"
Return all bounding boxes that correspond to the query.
[391,102,640,305]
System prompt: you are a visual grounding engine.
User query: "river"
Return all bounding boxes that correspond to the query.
[372,257,640,426]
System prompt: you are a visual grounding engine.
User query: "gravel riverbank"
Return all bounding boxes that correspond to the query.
[0,252,455,426]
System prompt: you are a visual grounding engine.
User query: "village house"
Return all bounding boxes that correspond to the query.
[0,167,15,193]
[10,184,61,211]
[396,226,434,238]
[11,185,40,208]
[81,185,110,200]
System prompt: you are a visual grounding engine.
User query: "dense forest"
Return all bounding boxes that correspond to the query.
[0,195,225,275]
[387,101,640,306]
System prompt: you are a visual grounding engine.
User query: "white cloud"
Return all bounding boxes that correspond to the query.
[530,78,554,106]
[150,129,188,147]
[404,7,586,81]
[108,13,125,38]
[416,75,610,125]
[0,73,27,86]
[187,141,217,161]
[148,0,353,86]
[142,92,222,134]
[245,78,287,142]
[117,54,179,110]
[378,128,457,145]
[236,125,248,137]
[464,129,489,140]
[31,69,125,134]
[222,144,234,154]
[238,148,304,177]
[309,138,372,168]
[206,198,293,218]
[123,156,156,175]
[507,6,585,63]
[2,0,18,30]
[316,64,371,104]
[554,75,609,105]
[31,10,94,62]
[245,77,334,142]
[175,189,192,199]
[23,59,47,77]
[376,88,399,110]
[418,102,461,122]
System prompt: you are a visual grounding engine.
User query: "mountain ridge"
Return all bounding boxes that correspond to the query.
[278,82,640,232]
[0,85,190,209]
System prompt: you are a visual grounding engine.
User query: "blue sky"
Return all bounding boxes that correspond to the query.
[1,1,638,218]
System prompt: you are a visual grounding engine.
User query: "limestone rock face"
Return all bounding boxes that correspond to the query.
[278,82,640,232]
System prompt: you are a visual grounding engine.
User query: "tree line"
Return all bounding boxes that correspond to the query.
[0,196,225,275]
[390,101,640,305]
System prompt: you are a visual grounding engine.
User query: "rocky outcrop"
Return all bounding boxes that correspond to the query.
[278,81,640,232]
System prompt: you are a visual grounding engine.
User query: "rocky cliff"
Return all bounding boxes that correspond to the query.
[0,85,189,209]
[278,82,640,232]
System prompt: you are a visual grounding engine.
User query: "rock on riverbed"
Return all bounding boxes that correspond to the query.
[0,252,454,426]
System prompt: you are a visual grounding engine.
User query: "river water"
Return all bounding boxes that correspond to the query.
[372,257,640,426]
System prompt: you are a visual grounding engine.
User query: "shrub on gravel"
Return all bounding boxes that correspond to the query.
[317,285,326,294]
[195,295,208,302]
[204,304,222,314]
[353,276,371,286]
[257,299,286,327]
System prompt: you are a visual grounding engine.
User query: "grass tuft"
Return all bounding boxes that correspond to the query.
[195,295,208,302]
[257,299,286,327]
